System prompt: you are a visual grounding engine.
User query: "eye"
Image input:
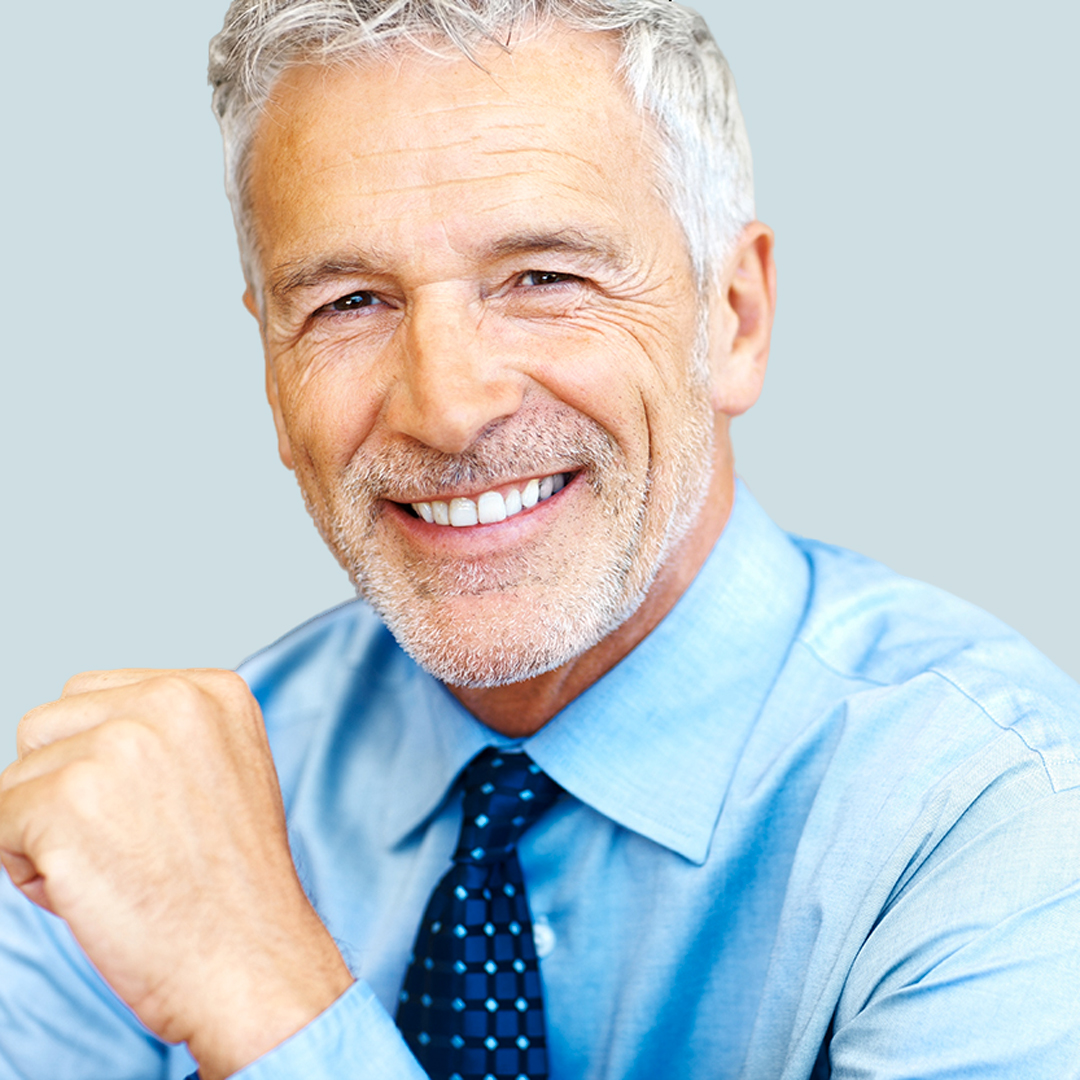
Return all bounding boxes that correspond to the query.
[518,270,582,288]
[320,290,384,314]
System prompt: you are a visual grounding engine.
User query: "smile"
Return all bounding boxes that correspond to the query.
[409,472,571,528]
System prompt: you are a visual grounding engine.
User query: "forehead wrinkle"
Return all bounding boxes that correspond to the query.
[476,144,607,180]
[394,98,549,121]
[299,95,601,162]
[328,170,552,201]
[333,137,607,175]
[317,128,539,164]
[334,136,490,161]
[293,139,595,191]
[293,151,607,205]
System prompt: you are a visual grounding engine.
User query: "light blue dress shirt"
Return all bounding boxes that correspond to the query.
[3,483,1080,1079]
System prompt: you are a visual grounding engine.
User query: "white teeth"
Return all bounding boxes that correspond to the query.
[449,497,479,527]
[411,473,567,527]
[477,490,507,524]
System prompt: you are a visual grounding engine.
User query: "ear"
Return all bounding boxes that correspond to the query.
[244,287,295,471]
[706,222,777,417]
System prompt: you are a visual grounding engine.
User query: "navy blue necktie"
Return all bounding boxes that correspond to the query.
[395,749,563,1080]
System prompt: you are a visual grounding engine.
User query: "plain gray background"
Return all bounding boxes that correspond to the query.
[2,1,1077,769]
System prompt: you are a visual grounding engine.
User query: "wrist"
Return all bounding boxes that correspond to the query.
[183,914,355,1080]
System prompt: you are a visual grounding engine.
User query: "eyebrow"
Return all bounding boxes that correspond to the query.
[268,251,391,305]
[485,228,630,269]
[267,227,631,305]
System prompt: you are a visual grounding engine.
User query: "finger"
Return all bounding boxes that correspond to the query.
[0,848,43,896]
[17,691,128,759]
[13,669,178,759]
[0,771,79,915]
[0,769,54,867]
[3,722,131,793]
[20,679,174,758]
[0,847,50,913]
[20,669,247,758]
[62,669,196,697]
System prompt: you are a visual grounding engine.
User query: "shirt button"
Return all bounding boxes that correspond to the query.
[532,916,556,958]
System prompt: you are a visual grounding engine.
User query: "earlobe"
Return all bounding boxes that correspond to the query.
[242,288,260,323]
[708,222,777,418]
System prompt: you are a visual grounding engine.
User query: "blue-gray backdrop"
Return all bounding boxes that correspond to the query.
[2,1,1077,766]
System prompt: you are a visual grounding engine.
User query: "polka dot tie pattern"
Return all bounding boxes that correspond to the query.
[395,749,563,1080]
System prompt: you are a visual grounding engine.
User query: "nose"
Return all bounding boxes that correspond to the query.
[383,290,524,454]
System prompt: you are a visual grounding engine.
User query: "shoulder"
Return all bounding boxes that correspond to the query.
[792,537,1080,774]
[763,537,1080,859]
[775,546,1080,1065]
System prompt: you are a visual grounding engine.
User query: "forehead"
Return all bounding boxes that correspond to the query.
[246,27,679,284]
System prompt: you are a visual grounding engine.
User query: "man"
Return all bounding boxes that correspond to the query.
[1,1,1078,1078]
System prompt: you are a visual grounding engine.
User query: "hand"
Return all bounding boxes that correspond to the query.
[0,669,354,1080]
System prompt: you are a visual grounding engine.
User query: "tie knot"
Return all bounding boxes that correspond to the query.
[454,749,562,865]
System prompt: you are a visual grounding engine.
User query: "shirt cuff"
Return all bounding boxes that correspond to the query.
[229,981,428,1080]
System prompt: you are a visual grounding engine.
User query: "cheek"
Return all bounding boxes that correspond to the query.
[275,355,385,475]
[518,332,643,460]
[521,322,689,469]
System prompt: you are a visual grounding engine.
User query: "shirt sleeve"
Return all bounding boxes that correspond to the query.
[827,785,1080,1078]
[0,875,196,1080]
[0,875,423,1080]
[230,980,428,1080]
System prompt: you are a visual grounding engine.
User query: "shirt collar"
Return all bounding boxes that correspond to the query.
[383,481,810,864]
[379,667,512,847]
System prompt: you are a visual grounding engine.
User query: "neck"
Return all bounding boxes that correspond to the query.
[447,441,736,736]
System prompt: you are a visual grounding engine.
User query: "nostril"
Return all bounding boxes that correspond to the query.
[385,358,525,456]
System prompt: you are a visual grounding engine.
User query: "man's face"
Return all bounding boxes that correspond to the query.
[247,28,721,687]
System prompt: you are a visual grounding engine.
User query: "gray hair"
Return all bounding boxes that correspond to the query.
[208,0,755,299]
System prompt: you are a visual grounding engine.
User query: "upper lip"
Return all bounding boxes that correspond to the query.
[387,469,575,505]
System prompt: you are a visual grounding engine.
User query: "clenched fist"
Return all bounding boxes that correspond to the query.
[0,669,354,1080]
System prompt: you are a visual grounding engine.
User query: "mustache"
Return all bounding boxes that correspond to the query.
[345,408,620,502]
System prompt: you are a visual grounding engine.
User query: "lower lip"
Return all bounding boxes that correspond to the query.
[383,474,580,549]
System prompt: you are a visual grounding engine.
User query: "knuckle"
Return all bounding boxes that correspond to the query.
[94,716,156,762]
[52,758,106,813]
[187,668,257,725]
[146,672,205,712]
[208,669,254,706]
[213,668,248,692]
[142,674,221,744]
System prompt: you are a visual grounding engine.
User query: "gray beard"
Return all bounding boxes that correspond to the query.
[297,392,715,688]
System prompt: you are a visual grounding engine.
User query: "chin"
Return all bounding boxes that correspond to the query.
[364,573,649,689]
